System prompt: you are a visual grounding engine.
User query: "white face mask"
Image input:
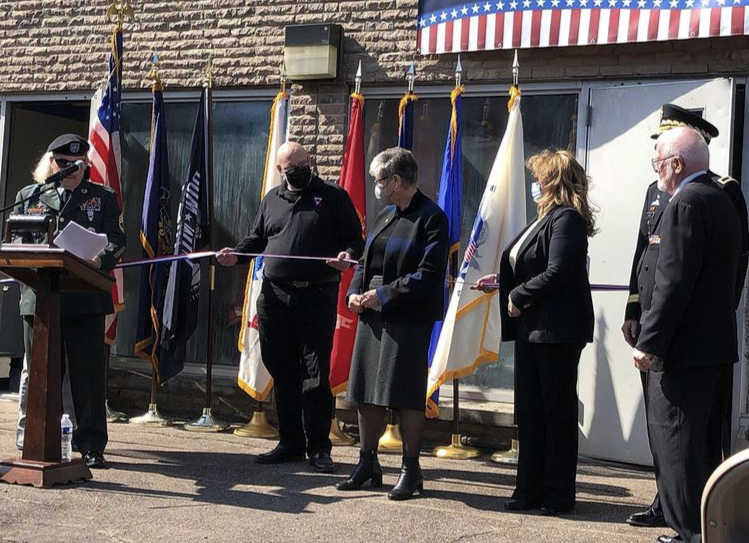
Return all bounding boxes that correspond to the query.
[374,177,393,204]
[531,181,543,202]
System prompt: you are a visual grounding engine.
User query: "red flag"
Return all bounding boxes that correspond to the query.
[329,93,366,395]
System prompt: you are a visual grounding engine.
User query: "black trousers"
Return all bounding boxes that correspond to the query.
[513,340,583,509]
[257,280,338,456]
[647,364,731,543]
[23,314,108,454]
[638,368,663,514]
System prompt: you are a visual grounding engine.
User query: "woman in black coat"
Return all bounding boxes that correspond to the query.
[477,149,596,515]
[335,147,449,500]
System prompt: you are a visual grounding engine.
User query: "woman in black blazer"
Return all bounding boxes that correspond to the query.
[478,149,596,515]
[335,147,448,500]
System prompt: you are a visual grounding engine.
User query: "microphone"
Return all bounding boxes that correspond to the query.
[44,160,86,185]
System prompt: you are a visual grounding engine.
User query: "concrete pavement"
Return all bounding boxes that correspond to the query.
[0,398,665,543]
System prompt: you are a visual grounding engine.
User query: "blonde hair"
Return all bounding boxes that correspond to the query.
[527,149,597,237]
[32,152,54,185]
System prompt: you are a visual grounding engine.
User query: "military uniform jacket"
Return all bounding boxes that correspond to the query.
[625,182,670,321]
[13,176,126,316]
[636,174,740,368]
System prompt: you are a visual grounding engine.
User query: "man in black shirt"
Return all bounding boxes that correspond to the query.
[218,142,363,472]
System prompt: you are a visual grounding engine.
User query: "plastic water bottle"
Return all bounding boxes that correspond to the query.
[61,414,73,462]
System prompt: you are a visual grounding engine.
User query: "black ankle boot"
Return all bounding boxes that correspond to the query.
[335,450,383,491]
[388,456,423,500]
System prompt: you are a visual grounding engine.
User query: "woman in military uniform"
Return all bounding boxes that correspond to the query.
[13,134,126,469]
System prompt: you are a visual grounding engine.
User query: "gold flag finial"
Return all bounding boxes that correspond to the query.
[149,51,162,88]
[106,1,135,30]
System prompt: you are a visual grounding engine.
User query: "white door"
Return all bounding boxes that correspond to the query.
[577,79,735,466]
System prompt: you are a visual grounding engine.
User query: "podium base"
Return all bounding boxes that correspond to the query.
[184,408,229,433]
[378,424,404,454]
[0,457,92,488]
[490,439,520,465]
[432,434,482,459]
[233,411,279,439]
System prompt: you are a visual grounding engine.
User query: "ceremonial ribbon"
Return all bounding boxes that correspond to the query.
[454,280,629,291]
[114,250,358,270]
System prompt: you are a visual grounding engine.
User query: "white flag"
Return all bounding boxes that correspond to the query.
[237,91,289,400]
[426,93,527,411]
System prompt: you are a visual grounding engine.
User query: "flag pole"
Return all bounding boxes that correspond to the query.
[130,52,172,428]
[233,65,287,440]
[433,55,480,460]
[328,59,364,448]
[491,50,521,466]
[379,60,417,454]
[185,58,229,432]
[101,0,133,424]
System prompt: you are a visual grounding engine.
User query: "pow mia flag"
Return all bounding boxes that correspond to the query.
[159,88,211,382]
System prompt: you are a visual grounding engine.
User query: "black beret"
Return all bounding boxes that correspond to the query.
[651,104,719,144]
[47,134,90,156]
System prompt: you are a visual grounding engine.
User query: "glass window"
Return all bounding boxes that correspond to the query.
[114,99,271,367]
[363,92,579,393]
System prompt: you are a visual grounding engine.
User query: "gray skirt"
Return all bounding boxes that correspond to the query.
[345,276,434,411]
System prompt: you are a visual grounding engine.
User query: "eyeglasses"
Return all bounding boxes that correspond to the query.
[374,175,392,186]
[54,158,75,168]
[651,155,678,173]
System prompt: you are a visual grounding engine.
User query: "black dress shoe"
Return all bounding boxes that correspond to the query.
[256,445,306,465]
[84,451,108,470]
[627,507,668,527]
[504,499,541,511]
[657,534,683,543]
[309,451,336,473]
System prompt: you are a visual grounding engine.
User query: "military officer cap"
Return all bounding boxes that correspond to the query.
[651,104,719,144]
[47,134,90,156]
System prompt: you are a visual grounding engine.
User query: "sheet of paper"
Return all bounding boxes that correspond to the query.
[54,221,108,262]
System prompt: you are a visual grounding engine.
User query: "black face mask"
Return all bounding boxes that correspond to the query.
[284,165,312,189]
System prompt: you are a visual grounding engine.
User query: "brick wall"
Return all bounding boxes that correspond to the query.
[1,0,747,180]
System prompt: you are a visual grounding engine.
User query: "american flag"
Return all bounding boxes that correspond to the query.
[88,29,124,344]
[417,0,749,53]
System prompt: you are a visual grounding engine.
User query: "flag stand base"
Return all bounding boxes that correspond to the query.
[105,400,128,423]
[490,439,519,465]
[378,424,403,454]
[184,408,228,433]
[234,410,278,439]
[432,433,481,459]
[329,419,355,446]
[129,403,171,426]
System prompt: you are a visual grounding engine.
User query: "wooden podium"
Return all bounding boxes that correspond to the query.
[0,246,113,488]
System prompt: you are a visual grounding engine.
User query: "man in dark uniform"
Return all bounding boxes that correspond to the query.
[217,141,363,473]
[633,127,741,543]
[623,105,749,529]
[622,181,670,528]
[13,134,126,469]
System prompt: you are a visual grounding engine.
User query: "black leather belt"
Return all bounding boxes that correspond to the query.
[268,276,340,289]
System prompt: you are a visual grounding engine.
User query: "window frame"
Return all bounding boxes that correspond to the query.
[360,81,583,404]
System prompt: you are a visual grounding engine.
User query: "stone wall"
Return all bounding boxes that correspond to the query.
[1,1,747,179]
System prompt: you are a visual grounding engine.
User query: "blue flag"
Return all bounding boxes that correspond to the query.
[134,80,172,370]
[159,88,211,382]
[426,86,463,418]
